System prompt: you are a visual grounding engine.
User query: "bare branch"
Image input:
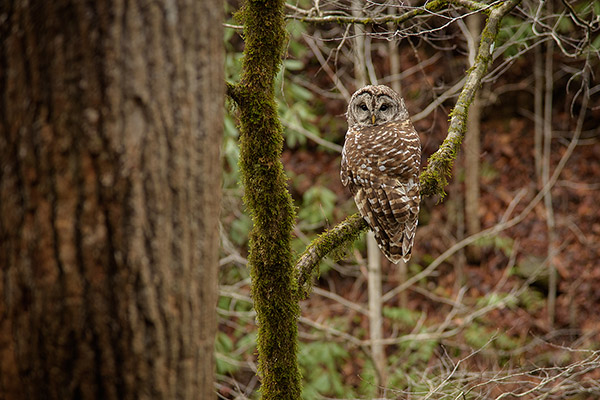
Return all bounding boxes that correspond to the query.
[412,76,467,122]
[281,120,343,153]
[312,287,368,315]
[286,0,492,25]
[303,34,352,100]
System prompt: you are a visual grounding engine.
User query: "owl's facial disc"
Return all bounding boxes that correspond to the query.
[347,86,408,127]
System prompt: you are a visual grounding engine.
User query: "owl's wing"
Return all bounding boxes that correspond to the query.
[380,179,421,262]
[340,139,351,188]
[353,180,420,263]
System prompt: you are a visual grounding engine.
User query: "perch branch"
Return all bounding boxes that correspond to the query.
[296,214,368,299]
[419,0,521,199]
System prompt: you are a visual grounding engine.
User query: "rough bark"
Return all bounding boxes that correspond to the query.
[0,1,223,399]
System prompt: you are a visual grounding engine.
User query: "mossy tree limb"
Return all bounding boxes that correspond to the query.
[234,0,302,399]
[419,0,521,198]
[295,214,368,299]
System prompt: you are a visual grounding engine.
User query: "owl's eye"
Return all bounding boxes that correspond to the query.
[360,104,368,111]
[379,104,389,111]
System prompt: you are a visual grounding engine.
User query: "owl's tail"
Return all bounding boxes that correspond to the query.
[354,183,420,264]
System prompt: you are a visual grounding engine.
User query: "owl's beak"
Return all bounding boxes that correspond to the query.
[371,114,376,125]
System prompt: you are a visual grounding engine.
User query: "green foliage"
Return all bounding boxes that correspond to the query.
[464,322,492,350]
[223,111,241,188]
[464,322,519,353]
[356,360,378,398]
[384,335,440,393]
[276,55,322,148]
[495,15,534,58]
[473,234,514,256]
[298,341,352,399]
[517,287,545,312]
[480,160,499,182]
[383,306,422,329]
[215,332,241,375]
[297,186,337,225]
[475,292,517,309]
[401,334,438,365]
[230,213,253,246]
[215,328,258,377]
[218,294,254,314]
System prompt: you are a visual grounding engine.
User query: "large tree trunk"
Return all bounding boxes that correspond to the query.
[0,1,223,399]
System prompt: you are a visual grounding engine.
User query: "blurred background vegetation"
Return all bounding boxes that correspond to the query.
[217,0,600,398]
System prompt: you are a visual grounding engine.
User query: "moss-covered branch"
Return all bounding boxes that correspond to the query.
[295,214,368,299]
[420,0,521,198]
[235,1,302,399]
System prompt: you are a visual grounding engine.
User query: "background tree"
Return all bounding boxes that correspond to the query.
[0,1,223,399]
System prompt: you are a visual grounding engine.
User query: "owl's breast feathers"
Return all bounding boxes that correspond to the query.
[341,120,421,189]
[340,119,421,263]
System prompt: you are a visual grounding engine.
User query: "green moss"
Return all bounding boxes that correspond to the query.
[458,0,491,14]
[295,214,368,299]
[425,0,449,11]
[236,1,302,399]
[420,116,466,200]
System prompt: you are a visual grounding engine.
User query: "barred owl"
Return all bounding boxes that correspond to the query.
[341,85,421,263]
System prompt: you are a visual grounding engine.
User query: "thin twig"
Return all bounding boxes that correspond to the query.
[287,0,491,24]
[281,120,343,153]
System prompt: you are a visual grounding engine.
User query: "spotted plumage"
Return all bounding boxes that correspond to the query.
[341,85,421,263]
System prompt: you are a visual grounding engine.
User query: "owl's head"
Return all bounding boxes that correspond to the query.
[346,85,409,128]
